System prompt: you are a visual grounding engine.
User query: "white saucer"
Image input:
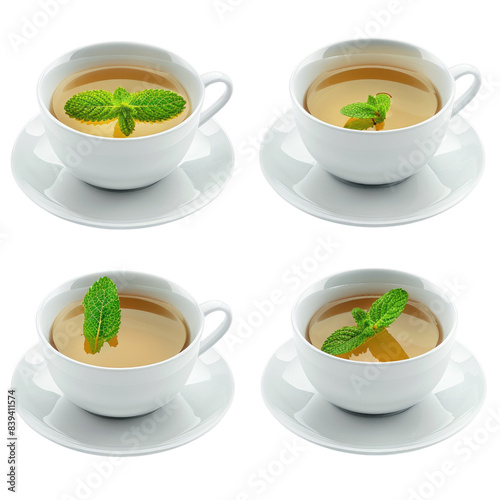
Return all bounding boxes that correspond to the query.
[12,116,234,229]
[262,340,485,455]
[12,344,234,456]
[260,112,484,227]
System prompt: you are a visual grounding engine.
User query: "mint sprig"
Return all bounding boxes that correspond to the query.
[341,93,391,131]
[321,288,408,356]
[64,87,186,137]
[82,277,121,354]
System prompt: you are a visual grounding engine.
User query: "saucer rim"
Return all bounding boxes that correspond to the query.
[260,111,485,227]
[11,114,234,230]
[261,339,486,455]
[12,344,235,456]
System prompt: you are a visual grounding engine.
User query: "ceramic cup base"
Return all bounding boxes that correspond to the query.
[87,179,162,193]
[329,172,408,189]
[337,406,412,418]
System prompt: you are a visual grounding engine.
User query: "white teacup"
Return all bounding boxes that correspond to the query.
[36,271,232,417]
[290,39,481,185]
[37,42,233,190]
[292,269,457,415]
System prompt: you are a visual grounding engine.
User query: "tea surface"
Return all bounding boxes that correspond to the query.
[51,65,191,138]
[305,65,440,130]
[307,295,442,362]
[51,294,190,367]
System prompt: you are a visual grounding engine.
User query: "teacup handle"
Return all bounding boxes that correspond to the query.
[199,300,232,354]
[449,64,482,117]
[199,72,233,126]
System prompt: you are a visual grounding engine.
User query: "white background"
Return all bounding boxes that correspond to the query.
[1,0,498,498]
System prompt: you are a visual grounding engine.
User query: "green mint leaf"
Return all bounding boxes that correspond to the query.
[352,307,370,326]
[376,93,391,113]
[344,118,376,130]
[82,277,121,354]
[113,87,135,136]
[340,102,379,119]
[342,93,392,129]
[374,94,391,123]
[321,326,370,355]
[320,288,408,356]
[64,90,119,123]
[129,89,186,123]
[64,86,186,137]
[117,108,136,137]
[369,288,409,333]
[113,86,132,105]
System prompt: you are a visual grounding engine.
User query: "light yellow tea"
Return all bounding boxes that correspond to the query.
[307,295,442,362]
[51,65,191,138]
[304,65,440,130]
[51,294,190,368]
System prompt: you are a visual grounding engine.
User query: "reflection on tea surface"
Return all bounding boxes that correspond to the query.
[51,65,191,138]
[51,295,190,367]
[305,65,440,130]
[307,295,442,362]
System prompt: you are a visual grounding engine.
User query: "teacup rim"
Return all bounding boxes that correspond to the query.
[36,40,205,142]
[291,267,458,366]
[289,37,455,135]
[36,270,205,372]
